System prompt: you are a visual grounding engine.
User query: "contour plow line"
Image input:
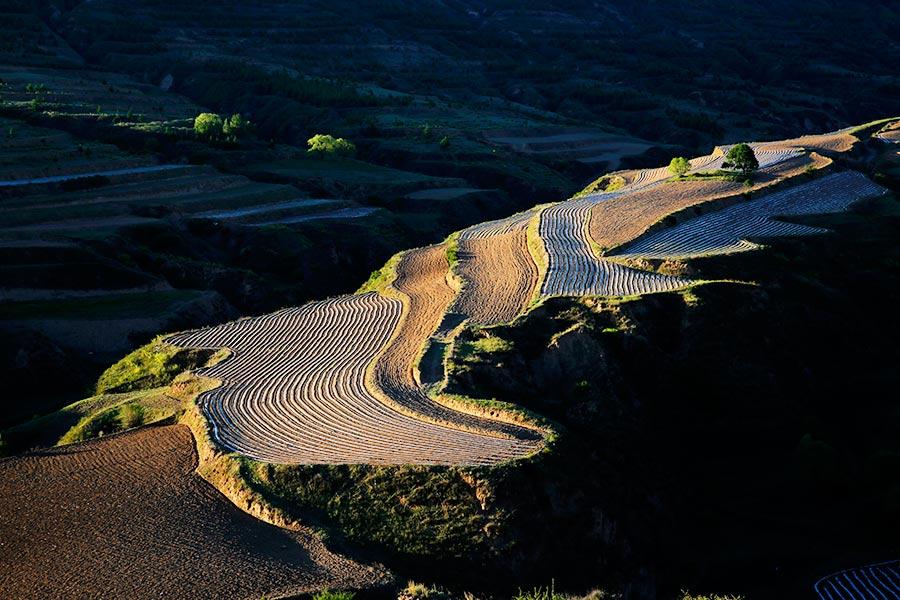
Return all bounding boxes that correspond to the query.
[167,292,540,465]
[814,559,900,600]
[613,171,888,260]
[368,243,545,443]
[538,193,690,297]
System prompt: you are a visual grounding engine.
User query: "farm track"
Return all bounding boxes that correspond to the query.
[814,560,900,600]
[589,153,824,252]
[0,425,384,599]
[615,171,887,259]
[451,230,538,325]
[373,245,543,442]
[168,293,539,464]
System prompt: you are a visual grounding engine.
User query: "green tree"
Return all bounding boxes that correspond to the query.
[723,143,759,174]
[439,135,450,150]
[668,156,691,177]
[193,112,224,140]
[223,113,251,137]
[307,134,356,157]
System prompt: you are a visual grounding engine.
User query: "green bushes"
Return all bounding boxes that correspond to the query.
[95,338,213,395]
[307,133,356,157]
[193,112,252,142]
[668,156,691,177]
[312,590,355,600]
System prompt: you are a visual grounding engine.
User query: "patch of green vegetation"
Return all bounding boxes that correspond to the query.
[671,170,748,183]
[356,250,404,294]
[512,583,567,600]
[312,590,355,600]
[253,461,501,559]
[472,336,513,354]
[307,133,356,157]
[56,399,153,444]
[573,174,625,198]
[95,337,214,394]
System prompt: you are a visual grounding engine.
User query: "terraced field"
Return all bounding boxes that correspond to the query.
[814,560,900,600]
[168,293,540,465]
[452,230,538,325]
[371,245,542,439]
[0,65,202,133]
[0,424,385,599]
[458,208,539,240]
[588,152,827,252]
[539,195,690,296]
[614,171,887,259]
[164,127,884,467]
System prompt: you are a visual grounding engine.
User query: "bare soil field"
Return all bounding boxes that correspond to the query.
[589,153,828,252]
[0,424,384,599]
[452,230,538,324]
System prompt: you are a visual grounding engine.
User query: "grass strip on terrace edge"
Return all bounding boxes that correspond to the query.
[671,170,748,183]
[848,116,900,136]
[355,250,405,297]
[430,324,561,449]
[525,205,551,305]
[443,230,463,293]
[572,173,626,198]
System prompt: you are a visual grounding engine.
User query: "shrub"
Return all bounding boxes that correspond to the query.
[722,143,759,175]
[307,133,356,156]
[668,156,691,177]
[312,590,355,600]
[193,112,224,140]
[513,583,566,600]
[121,403,146,429]
[223,112,251,137]
[439,135,450,150]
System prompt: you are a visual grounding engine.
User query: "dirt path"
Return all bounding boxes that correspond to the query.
[0,425,385,599]
[452,230,538,324]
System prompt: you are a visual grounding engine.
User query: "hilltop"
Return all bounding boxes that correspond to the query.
[4,118,899,598]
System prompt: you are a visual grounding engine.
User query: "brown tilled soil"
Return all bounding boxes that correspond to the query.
[371,245,540,440]
[589,153,827,251]
[772,130,858,153]
[453,230,538,324]
[0,425,385,600]
[378,244,455,391]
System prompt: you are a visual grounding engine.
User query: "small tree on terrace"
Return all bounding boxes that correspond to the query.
[668,156,691,177]
[193,112,224,140]
[307,133,356,157]
[723,143,759,175]
[223,112,251,138]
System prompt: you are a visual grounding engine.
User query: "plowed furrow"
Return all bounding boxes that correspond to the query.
[169,292,539,465]
[0,425,382,599]
[451,230,538,324]
[615,171,887,259]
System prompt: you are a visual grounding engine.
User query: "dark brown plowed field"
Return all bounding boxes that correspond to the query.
[0,425,384,599]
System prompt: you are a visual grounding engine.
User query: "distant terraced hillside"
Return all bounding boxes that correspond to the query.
[165,121,893,466]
